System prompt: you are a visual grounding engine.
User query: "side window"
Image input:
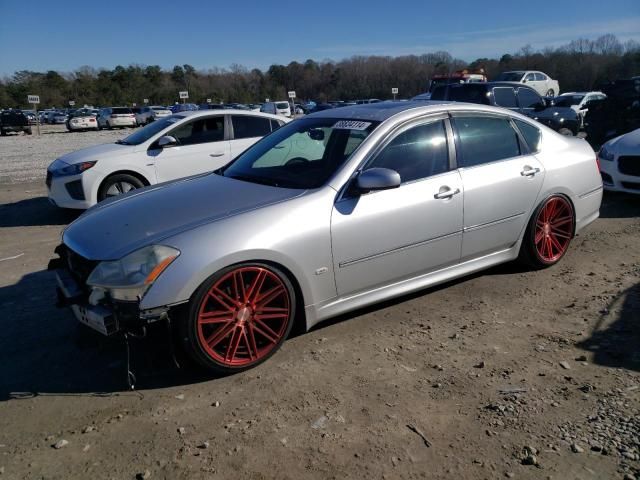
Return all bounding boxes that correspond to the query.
[534,72,546,81]
[517,89,543,109]
[270,119,283,131]
[524,73,536,82]
[493,87,517,108]
[366,120,449,183]
[453,116,521,167]
[232,115,272,139]
[169,116,224,146]
[514,119,541,153]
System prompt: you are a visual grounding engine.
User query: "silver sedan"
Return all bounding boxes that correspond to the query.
[52,101,603,374]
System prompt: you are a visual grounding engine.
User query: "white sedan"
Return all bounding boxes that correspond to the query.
[47,110,288,209]
[598,128,640,194]
[67,114,99,131]
[495,70,560,97]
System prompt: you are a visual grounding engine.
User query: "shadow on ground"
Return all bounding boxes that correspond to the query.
[0,196,80,227]
[0,269,211,401]
[577,282,640,372]
[599,191,640,219]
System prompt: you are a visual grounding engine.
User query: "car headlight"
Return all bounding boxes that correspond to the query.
[49,159,97,177]
[87,245,180,301]
[598,146,615,161]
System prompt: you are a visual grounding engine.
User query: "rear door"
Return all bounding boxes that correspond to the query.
[229,115,276,159]
[491,87,519,112]
[150,115,231,182]
[516,87,545,118]
[451,113,545,260]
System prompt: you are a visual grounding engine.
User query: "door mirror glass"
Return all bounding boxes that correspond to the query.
[158,135,178,148]
[355,168,401,193]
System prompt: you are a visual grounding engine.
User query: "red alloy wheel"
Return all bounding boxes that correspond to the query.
[196,266,291,367]
[534,196,574,263]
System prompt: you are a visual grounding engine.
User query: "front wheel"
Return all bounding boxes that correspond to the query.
[97,173,144,201]
[181,263,296,374]
[546,89,555,97]
[518,195,574,269]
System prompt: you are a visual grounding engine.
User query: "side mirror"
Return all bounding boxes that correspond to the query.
[158,135,177,148]
[308,128,325,141]
[355,168,401,193]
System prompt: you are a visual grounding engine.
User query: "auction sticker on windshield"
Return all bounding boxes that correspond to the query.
[333,120,371,130]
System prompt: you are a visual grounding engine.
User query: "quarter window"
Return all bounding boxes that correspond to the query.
[453,116,521,167]
[493,87,517,108]
[514,119,541,153]
[232,115,272,139]
[169,116,224,145]
[366,120,449,183]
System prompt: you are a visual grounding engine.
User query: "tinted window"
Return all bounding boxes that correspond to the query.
[517,89,543,109]
[367,120,449,183]
[493,87,517,108]
[431,84,489,104]
[554,95,584,107]
[169,116,224,145]
[454,116,521,167]
[535,72,547,81]
[270,119,282,131]
[514,119,541,152]
[232,115,272,139]
[495,72,525,82]
[524,73,535,82]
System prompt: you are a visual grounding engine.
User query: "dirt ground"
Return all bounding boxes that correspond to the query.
[0,176,639,479]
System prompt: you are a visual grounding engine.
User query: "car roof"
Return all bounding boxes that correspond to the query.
[308,100,456,121]
[177,109,284,120]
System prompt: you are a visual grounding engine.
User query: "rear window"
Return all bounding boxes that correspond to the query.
[112,108,133,114]
[492,87,517,108]
[275,102,289,109]
[431,84,490,104]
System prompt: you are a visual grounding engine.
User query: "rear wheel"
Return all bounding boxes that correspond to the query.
[546,89,555,97]
[97,173,145,201]
[518,195,574,268]
[181,263,296,374]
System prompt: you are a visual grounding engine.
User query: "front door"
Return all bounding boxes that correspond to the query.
[451,113,545,260]
[331,117,463,296]
[150,115,231,182]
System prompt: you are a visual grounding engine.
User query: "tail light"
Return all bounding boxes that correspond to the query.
[595,154,601,172]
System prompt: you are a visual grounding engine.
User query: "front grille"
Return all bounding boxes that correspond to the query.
[46,171,52,188]
[62,245,99,285]
[618,156,640,176]
[621,181,640,191]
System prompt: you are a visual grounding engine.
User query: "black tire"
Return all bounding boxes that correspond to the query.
[546,89,555,97]
[518,195,574,269]
[180,262,296,374]
[97,173,145,201]
[0,129,6,136]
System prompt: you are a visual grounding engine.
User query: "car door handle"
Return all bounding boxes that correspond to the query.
[520,166,540,177]
[209,152,225,157]
[434,187,460,200]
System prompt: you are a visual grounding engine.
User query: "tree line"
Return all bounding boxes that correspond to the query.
[1,34,638,109]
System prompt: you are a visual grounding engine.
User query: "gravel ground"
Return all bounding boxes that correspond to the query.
[0,132,638,480]
[0,126,132,184]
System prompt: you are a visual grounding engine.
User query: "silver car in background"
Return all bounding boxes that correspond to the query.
[52,101,602,374]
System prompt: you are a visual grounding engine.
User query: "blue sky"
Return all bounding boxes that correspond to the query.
[0,0,638,75]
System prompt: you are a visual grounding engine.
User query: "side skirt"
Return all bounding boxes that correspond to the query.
[304,243,521,330]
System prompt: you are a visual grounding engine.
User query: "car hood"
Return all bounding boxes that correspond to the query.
[55,143,134,165]
[606,128,640,153]
[63,173,305,260]
[534,106,577,120]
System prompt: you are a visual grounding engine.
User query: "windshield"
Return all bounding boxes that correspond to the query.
[495,71,525,82]
[112,107,133,114]
[221,117,379,189]
[554,95,584,107]
[275,102,290,109]
[119,115,184,145]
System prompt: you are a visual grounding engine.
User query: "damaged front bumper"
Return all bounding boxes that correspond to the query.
[49,249,170,336]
